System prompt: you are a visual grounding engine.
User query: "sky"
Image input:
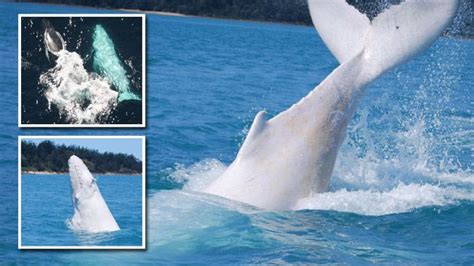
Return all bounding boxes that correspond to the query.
[25,137,143,160]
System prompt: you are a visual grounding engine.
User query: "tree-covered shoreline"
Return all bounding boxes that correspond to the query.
[21,140,142,174]
[15,0,474,38]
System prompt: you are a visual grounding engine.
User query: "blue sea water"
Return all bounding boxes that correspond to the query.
[21,174,142,247]
[0,1,473,264]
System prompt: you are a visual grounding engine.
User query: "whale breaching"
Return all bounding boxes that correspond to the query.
[67,155,120,233]
[42,19,65,61]
[204,0,460,210]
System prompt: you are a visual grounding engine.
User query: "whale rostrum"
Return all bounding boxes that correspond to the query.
[68,155,120,233]
[42,19,65,61]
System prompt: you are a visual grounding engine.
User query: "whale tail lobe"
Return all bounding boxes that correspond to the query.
[308,0,460,76]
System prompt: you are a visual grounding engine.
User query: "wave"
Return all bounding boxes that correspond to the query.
[66,218,119,245]
[295,183,473,215]
[157,110,473,216]
[157,157,472,216]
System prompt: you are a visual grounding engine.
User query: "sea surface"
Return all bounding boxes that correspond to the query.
[21,174,142,247]
[1,1,473,264]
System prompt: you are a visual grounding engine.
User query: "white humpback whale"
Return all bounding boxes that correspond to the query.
[42,19,65,61]
[92,25,141,102]
[68,155,120,233]
[204,0,460,210]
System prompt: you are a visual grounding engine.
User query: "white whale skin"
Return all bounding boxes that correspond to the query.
[204,0,460,210]
[68,155,120,233]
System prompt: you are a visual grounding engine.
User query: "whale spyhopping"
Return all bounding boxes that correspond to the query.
[68,155,120,233]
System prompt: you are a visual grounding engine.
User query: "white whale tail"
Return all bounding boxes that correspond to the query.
[204,0,459,210]
[308,0,460,75]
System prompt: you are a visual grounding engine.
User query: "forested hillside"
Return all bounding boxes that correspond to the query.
[16,0,473,37]
[21,140,142,174]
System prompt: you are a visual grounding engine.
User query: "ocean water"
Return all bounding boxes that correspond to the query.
[1,1,473,264]
[21,174,143,247]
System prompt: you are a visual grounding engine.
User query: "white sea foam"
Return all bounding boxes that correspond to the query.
[171,159,227,191]
[165,136,472,216]
[163,109,473,216]
[294,183,473,215]
[166,157,472,216]
[39,50,118,123]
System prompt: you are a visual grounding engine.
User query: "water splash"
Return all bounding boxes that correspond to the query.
[172,159,227,191]
[39,50,118,124]
[92,25,140,102]
[156,39,473,216]
[295,183,473,215]
[158,156,472,216]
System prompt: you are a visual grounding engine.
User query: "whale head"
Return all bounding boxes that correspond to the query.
[68,155,97,200]
[42,19,65,57]
[67,155,120,232]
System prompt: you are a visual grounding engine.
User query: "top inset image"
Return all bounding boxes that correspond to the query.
[19,14,145,127]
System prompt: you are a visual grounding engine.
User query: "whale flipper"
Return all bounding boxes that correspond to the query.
[68,155,120,233]
[205,0,460,210]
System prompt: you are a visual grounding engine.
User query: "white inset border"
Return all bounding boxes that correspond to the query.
[18,135,146,249]
[18,14,146,128]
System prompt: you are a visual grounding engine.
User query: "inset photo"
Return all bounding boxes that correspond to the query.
[18,136,145,249]
[19,14,145,127]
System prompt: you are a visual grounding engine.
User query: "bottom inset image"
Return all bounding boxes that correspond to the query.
[18,136,145,249]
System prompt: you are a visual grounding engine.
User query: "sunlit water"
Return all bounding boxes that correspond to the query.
[1,1,473,264]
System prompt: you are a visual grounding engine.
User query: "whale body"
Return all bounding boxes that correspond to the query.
[68,155,120,233]
[42,19,65,61]
[92,25,140,102]
[204,0,460,210]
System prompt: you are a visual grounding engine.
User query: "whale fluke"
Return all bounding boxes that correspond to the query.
[68,155,120,233]
[362,0,460,77]
[308,0,460,73]
[204,0,460,210]
[308,0,370,63]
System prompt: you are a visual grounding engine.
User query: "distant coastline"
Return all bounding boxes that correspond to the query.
[21,140,142,175]
[15,1,302,26]
[119,8,187,17]
[22,170,141,176]
[14,0,474,38]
